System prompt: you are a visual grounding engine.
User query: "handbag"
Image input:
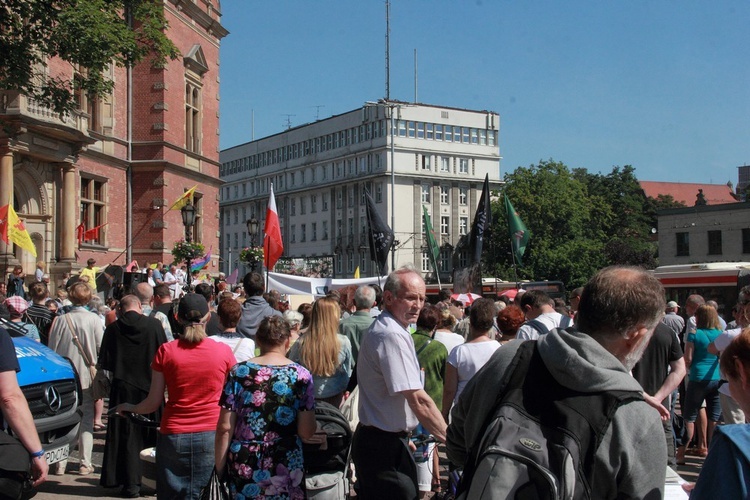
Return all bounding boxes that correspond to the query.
[198,466,230,500]
[91,367,111,400]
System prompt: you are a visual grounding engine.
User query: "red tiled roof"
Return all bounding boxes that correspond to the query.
[639,181,738,206]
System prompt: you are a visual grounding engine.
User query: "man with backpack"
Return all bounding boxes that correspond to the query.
[446,266,667,499]
[516,289,572,340]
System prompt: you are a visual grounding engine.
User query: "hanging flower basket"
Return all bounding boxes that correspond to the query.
[171,239,205,264]
[239,246,264,265]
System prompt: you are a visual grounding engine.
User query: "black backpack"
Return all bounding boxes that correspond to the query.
[457,341,641,500]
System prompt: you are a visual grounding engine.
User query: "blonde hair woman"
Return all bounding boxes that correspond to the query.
[289,296,353,407]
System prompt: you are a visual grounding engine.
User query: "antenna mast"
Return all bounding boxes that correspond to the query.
[282,114,296,130]
[385,0,390,100]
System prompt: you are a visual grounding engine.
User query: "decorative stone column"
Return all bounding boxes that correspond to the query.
[59,162,77,262]
[0,149,14,269]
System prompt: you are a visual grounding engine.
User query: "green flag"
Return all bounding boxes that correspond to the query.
[423,206,440,272]
[505,195,530,265]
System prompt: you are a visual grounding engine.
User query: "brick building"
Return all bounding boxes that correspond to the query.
[0,0,227,291]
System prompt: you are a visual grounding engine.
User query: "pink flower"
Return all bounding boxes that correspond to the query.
[252,390,266,406]
[262,457,273,469]
[237,463,253,478]
[256,367,273,381]
[263,431,279,443]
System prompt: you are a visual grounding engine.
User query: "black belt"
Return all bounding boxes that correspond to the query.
[358,424,410,439]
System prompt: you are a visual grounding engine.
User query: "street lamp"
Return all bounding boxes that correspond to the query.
[246,217,259,271]
[181,202,196,290]
[246,218,259,246]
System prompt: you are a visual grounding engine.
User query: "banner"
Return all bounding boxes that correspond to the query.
[364,189,394,276]
[468,174,492,265]
[0,204,37,257]
[264,184,283,270]
[505,195,530,266]
[168,185,197,211]
[423,206,441,274]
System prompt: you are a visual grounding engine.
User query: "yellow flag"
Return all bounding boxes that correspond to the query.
[0,204,37,257]
[168,185,197,211]
[353,266,360,279]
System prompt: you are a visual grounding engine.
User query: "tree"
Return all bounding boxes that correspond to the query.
[1,0,179,115]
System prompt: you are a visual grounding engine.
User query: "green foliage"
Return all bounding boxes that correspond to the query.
[487,160,672,290]
[0,0,179,115]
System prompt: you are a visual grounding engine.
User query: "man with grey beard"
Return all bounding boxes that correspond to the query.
[447,266,667,499]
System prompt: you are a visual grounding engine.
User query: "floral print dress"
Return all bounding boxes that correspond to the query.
[220,362,315,500]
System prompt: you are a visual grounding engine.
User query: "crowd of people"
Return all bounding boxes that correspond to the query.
[1,260,750,499]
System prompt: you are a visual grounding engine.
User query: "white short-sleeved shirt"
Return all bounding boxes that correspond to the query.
[357,310,422,432]
[517,312,565,341]
[713,327,741,396]
[434,329,465,354]
[448,341,501,403]
[208,334,255,363]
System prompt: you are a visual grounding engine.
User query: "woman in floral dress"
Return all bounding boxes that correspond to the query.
[216,315,316,499]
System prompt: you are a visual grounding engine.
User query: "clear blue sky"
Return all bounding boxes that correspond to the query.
[218,1,750,185]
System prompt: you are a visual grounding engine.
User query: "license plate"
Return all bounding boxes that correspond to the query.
[45,444,69,465]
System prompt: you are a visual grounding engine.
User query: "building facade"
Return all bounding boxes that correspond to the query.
[0,0,226,290]
[658,202,750,265]
[220,100,502,281]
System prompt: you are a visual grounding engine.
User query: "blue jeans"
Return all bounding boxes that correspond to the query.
[683,379,722,423]
[156,431,215,500]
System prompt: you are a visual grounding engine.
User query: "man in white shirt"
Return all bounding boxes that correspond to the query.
[163,265,180,300]
[516,290,570,340]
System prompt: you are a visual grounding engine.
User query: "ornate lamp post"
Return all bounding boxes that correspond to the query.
[246,217,259,272]
[181,202,196,289]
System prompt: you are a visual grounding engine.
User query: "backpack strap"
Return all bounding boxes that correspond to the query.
[149,308,158,318]
[415,338,433,358]
[559,315,572,329]
[525,319,549,335]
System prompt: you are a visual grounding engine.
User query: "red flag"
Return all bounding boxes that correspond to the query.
[76,222,85,245]
[264,185,283,270]
[83,223,107,242]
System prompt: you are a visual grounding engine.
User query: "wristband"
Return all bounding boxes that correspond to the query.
[30,450,45,459]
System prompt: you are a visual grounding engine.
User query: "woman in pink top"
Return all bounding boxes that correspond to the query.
[115,294,236,499]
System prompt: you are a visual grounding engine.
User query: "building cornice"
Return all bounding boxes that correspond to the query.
[168,0,229,40]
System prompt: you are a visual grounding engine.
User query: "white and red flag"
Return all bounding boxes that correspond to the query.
[264,184,283,270]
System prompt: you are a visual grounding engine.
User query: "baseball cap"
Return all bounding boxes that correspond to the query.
[177,293,209,323]
[667,300,680,309]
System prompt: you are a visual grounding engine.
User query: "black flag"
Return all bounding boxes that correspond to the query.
[468,174,492,265]
[365,190,394,275]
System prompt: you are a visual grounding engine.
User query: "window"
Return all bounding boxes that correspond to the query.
[743,228,750,253]
[426,123,433,140]
[421,251,431,273]
[440,186,449,205]
[440,156,450,172]
[408,121,416,138]
[322,221,329,240]
[336,190,343,209]
[708,230,722,255]
[360,252,367,273]
[444,125,452,142]
[462,127,470,143]
[676,232,690,256]
[417,123,424,139]
[348,187,355,207]
[301,224,306,242]
[422,155,431,171]
[312,223,317,241]
[347,250,354,273]
[300,197,306,215]
[185,80,202,153]
[336,255,342,275]
[80,176,106,245]
[459,187,468,205]
[459,217,468,235]
[233,209,238,224]
[322,194,328,211]
[440,247,451,272]
[421,184,431,203]
[290,225,296,243]
[311,195,317,213]
[440,216,449,235]
[459,158,469,174]
[376,183,383,203]
[435,124,443,141]
[290,198,296,216]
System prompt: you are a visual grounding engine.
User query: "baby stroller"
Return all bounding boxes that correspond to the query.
[302,401,353,500]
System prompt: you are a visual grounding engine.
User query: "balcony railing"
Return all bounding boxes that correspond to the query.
[0,90,89,133]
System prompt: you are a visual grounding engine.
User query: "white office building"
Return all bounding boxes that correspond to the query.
[219,100,502,280]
